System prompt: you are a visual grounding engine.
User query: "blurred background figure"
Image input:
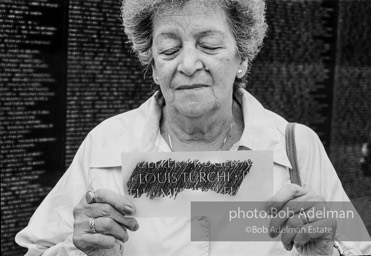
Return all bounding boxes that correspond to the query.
[360,131,371,176]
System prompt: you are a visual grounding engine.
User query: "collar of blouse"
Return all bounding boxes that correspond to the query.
[90,88,292,170]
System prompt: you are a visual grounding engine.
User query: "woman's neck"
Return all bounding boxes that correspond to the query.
[161,101,244,151]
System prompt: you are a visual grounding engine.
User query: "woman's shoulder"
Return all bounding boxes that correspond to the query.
[88,96,156,139]
[75,97,159,167]
[92,109,143,134]
[265,109,327,172]
[266,109,322,149]
[294,123,323,149]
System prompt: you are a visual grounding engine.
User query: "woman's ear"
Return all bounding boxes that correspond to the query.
[152,66,159,84]
[237,59,248,79]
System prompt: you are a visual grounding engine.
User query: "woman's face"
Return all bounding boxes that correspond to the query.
[152,1,247,118]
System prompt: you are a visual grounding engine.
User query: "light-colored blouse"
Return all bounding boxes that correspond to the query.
[16,89,371,255]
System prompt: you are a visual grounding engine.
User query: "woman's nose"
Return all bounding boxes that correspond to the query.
[177,46,204,77]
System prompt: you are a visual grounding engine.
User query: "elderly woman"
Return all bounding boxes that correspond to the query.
[16,0,370,255]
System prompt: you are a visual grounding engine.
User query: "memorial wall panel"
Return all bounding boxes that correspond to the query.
[66,0,151,167]
[249,0,338,149]
[330,0,371,200]
[1,1,67,255]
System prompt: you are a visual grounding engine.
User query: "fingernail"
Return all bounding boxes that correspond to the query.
[268,229,274,238]
[124,205,133,214]
[124,235,129,243]
[288,242,293,251]
[133,222,139,231]
[283,243,289,251]
[284,242,293,251]
[269,230,278,238]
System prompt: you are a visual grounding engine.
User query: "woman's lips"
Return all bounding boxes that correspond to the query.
[177,84,208,90]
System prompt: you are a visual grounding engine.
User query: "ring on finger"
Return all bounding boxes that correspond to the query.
[86,190,96,204]
[89,218,97,233]
[300,209,311,225]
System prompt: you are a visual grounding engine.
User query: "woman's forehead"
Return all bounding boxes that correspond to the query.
[155,0,221,17]
[154,0,222,15]
[152,1,230,37]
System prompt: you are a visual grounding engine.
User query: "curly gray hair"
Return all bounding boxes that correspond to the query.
[121,0,267,87]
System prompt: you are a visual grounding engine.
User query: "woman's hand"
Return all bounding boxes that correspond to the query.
[265,184,337,255]
[72,189,139,255]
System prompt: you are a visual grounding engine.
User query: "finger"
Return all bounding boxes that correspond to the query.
[90,189,135,215]
[74,233,116,251]
[89,204,139,232]
[269,199,325,238]
[265,184,308,214]
[268,207,295,238]
[116,240,124,254]
[94,217,129,243]
[268,192,314,238]
[280,214,303,251]
[293,219,337,246]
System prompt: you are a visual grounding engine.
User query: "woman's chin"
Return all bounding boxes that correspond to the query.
[167,89,219,118]
[175,101,215,118]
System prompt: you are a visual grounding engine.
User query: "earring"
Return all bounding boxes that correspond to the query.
[237,69,243,78]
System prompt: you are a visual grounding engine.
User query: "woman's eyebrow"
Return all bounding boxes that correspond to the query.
[154,27,181,39]
[195,30,225,39]
[156,32,178,39]
[155,30,224,39]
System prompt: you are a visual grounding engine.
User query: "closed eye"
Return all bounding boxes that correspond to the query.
[160,48,179,56]
[202,45,221,50]
[200,45,222,52]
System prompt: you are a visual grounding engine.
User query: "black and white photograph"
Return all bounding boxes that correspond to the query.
[1,0,371,255]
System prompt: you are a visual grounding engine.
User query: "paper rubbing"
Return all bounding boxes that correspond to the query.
[121,151,273,217]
